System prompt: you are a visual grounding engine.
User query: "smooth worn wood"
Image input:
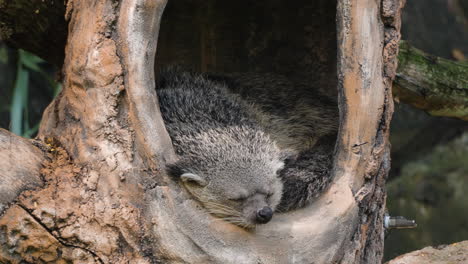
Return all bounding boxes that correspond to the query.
[0,128,44,215]
[117,0,177,169]
[394,41,468,120]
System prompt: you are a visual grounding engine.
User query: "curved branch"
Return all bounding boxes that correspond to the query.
[117,0,176,170]
[394,41,468,120]
[0,129,45,215]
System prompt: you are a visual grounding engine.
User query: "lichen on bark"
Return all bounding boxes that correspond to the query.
[394,41,468,120]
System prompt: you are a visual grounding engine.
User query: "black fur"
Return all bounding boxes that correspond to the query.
[156,66,338,213]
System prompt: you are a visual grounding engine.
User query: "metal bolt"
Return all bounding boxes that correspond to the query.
[384,213,417,229]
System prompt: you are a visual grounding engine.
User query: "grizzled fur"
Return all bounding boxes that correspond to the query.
[205,72,338,152]
[156,67,338,226]
[156,69,285,228]
[204,72,338,211]
[276,143,334,211]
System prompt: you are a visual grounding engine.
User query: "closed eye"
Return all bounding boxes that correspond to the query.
[229,197,246,202]
[257,190,273,198]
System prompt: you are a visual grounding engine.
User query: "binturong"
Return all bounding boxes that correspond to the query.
[156,68,287,228]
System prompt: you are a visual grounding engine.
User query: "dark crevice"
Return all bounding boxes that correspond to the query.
[17,204,105,264]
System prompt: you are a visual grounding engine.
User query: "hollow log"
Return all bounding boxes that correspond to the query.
[0,0,404,263]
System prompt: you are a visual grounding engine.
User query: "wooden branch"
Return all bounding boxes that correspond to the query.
[0,129,44,215]
[334,0,404,262]
[0,0,67,67]
[386,240,468,264]
[139,0,400,262]
[117,0,176,169]
[394,41,468,120]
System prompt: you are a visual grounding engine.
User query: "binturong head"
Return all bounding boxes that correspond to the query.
[167,126,287,229]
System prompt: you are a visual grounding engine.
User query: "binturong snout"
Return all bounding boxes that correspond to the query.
[255,206,273,224]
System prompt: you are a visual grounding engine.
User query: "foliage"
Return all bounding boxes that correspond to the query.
[0,46,61,138]
[385,133,468,260]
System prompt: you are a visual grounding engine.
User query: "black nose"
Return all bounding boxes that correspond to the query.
[256,206,273,224]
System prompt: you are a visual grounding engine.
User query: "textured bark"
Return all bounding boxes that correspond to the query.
[2,0,172,262]
[335,0,404,262]
[394,41,468,120]
[386,241,468,264]
[0,0,403,263]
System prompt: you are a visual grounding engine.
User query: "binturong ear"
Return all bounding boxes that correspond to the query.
[166,161,207,186]
[181,173,207,187]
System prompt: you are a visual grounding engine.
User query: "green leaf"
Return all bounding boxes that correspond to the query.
[22,122,39,138]
[19,49,44,72]
[53,83,62,97]
[10,65,29,136]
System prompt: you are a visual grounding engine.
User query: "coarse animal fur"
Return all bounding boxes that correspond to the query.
[203,71,338,211]
[156,67,338,227]
[206,72,338,153]
[156,69,286,228]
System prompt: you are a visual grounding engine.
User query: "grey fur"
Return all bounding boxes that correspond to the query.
[203,72,338,211]
[156,67,338,226]
[204,72,338,152]
[156,69,284,228]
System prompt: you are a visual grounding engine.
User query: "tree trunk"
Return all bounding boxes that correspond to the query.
[0,0,404,263]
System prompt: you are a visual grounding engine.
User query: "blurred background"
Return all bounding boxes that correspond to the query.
[384,0,468,260]
[0,47,60,137]
[0,0,466,261]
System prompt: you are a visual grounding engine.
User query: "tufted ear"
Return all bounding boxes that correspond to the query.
[166,162,207,186]
[181,173,207,186]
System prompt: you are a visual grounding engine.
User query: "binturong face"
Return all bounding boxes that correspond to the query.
[167,127,286,229]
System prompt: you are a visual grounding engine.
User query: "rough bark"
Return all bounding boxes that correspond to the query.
[386,240,468,264]
[334,0,404,262]
[0,0,403,263]
[2,0,173,262]
[394,41,468,120]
